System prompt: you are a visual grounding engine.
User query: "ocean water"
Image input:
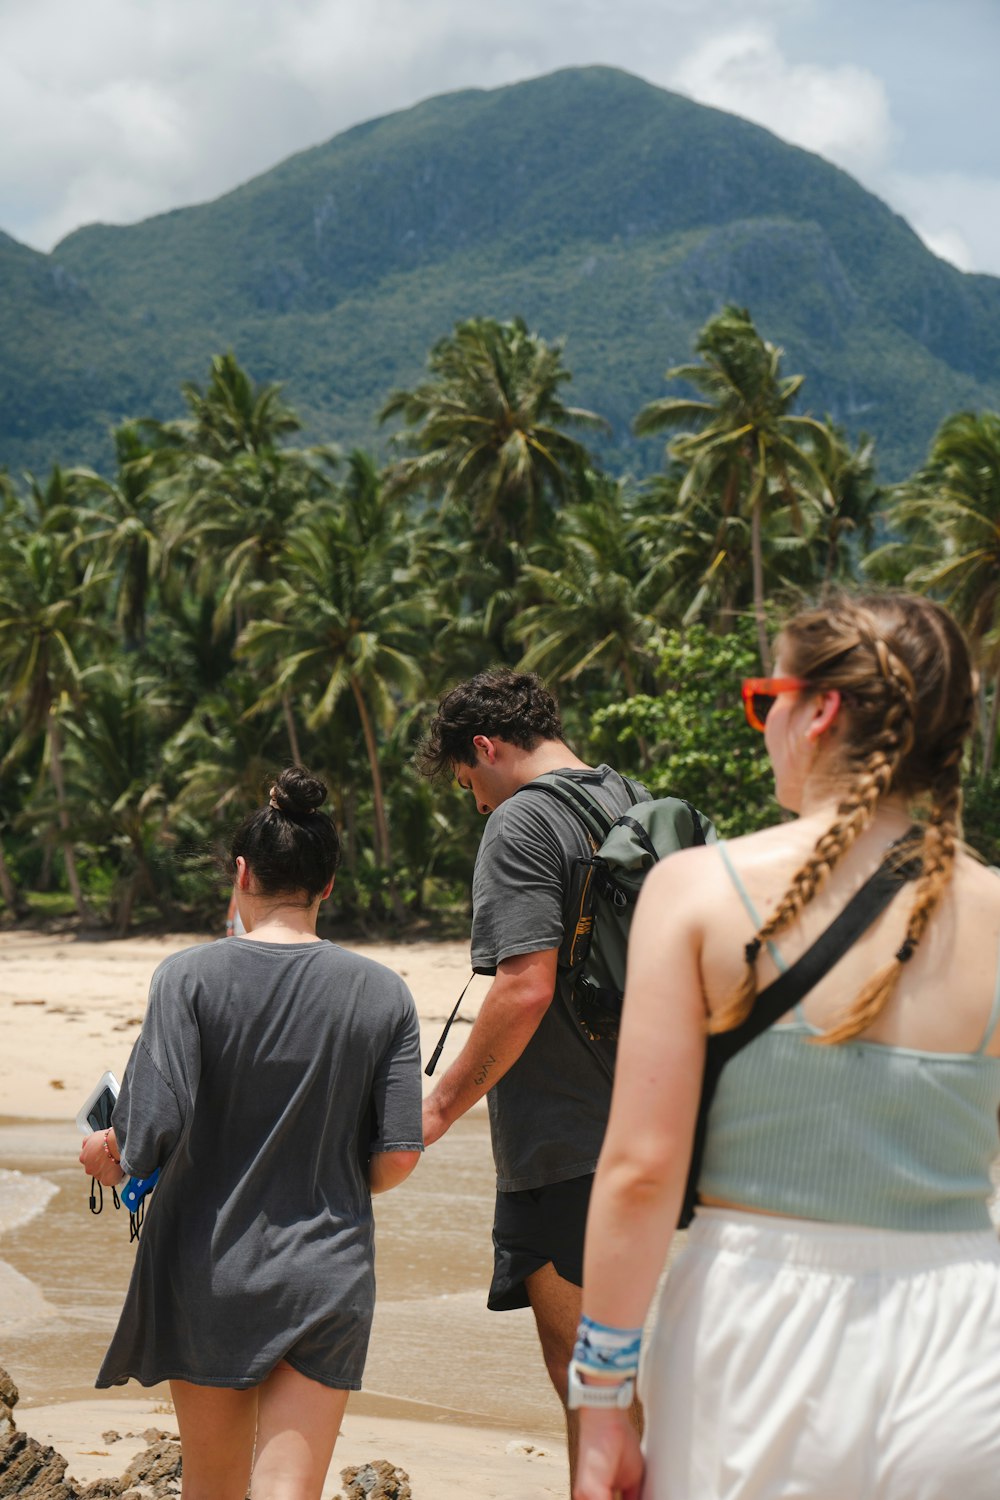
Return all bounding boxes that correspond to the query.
[3,1117,996,1431]
[0,1116,565,1435]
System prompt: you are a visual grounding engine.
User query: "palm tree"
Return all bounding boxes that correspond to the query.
[632,470,821,636]
[61,662,173,933]
[148,351,304,461]
[875,410,1000,771]
[513,478,660,699]
[68,424,162,650]
[635,305,832,669]
[236,453,430,917]
[0,716,28,918]
[381,315,605,557]
[813,428,881,582]
[0,528,107,920]
[151,355,340,759]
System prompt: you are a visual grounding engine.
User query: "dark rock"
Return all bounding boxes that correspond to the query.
[118,1438,182,1495]
[140,1431,170,1446]
[0,1426,75,1498]
[76,1482,120,1497]
[101,1432,120,1445]
[337,1459,412,1500]
[0,1370,18,1411]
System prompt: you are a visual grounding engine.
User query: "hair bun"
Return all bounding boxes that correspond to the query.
[271,766,328,817]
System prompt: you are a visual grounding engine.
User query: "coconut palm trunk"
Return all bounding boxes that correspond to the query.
[750,505,772,673]
[0,835,23,916]
[282,692,303,764]
[984,665,1000,778]
[46,711,91,923]
[349,677,405,922]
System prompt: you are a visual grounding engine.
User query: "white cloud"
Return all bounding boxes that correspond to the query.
[0,0,998,280]
[665,26,894,176]
[884,170,1000,276]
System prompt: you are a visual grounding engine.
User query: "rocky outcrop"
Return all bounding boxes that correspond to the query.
[337,1460,412,1500]
[0,1366,182,1499]
[1,1366,412,1499]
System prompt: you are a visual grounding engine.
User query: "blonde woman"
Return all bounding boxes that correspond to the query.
[573,594,1000,1500]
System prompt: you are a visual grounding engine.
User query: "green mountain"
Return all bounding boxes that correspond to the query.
[3,66,1000,479]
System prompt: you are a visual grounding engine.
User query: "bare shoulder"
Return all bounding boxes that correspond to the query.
[642,841,725,907]
[952,848,1000,916]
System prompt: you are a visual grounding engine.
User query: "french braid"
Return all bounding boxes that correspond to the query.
[820,690,971,1044]
[711,593,973,1040]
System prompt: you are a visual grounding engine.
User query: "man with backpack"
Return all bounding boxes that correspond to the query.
[417,667,712,1480]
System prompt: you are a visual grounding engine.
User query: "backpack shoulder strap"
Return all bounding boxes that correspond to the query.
[621,776,644,808]
[680,800,707,847]
[517,773,617,847]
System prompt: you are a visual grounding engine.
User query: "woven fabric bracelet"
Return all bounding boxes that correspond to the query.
[571,1314,643,1377]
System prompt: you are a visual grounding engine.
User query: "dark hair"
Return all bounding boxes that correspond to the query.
[417,668,565,776]
[230,766,341,900]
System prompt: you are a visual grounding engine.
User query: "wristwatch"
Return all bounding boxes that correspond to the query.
[567,1360,636,1410]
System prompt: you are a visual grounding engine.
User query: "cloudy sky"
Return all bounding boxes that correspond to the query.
[3,0,998,275]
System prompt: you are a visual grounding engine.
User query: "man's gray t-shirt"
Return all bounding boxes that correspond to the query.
[471,765,645,1193]
[99,938,422,1391]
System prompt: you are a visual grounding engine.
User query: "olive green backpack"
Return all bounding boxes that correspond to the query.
[527,772,716,1046]
[424,772,716,1077]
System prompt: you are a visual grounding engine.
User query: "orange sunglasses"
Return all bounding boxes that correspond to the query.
[741,677,810,732]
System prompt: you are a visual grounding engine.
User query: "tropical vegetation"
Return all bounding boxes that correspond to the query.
[1,306,998,934]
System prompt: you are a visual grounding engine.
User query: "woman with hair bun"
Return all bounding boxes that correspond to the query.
[573,594,1000,1500]
[79,767,423,1500]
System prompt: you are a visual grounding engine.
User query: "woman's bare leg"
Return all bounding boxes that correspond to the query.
[169,1379,257,1500]
[250,1359,349,1500]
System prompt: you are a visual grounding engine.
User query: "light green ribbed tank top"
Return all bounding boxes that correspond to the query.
[699,843,1000,1231]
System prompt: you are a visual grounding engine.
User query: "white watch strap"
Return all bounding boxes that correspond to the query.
[567,1360,636,1410]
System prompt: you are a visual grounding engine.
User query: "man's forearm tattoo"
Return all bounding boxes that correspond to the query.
[473,1053,496,1087]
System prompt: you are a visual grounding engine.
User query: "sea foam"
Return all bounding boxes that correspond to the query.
[0,1166,59,1237]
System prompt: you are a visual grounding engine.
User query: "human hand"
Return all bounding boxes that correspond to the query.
[79,1129,126,1187]
[421,1094,451,1147]
[573,1409,643,1500]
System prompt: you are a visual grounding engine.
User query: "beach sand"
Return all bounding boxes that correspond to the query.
[0,930,570,1496]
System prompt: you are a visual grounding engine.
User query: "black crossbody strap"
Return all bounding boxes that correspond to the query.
[678,828,923,1227]
[714,833,924,1064]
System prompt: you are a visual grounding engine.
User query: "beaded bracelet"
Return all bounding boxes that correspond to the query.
[571,1313,643,1378]
[103,1129,121,1165]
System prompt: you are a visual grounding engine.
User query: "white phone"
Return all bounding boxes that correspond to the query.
[77,1070,120,1136]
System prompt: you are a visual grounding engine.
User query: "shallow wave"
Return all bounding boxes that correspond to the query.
[0,1167,59,1238]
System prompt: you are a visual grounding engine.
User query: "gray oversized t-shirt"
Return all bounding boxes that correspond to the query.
[471,765,646,1192]
[99,938,422,1391]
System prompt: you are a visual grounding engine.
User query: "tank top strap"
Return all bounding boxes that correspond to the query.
[975,927,1000,1054]
[716,842,788,975]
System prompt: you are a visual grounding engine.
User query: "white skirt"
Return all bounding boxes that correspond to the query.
[639,1208,1000,1500]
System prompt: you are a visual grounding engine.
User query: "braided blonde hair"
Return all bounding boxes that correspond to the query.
[711,593,975,1044]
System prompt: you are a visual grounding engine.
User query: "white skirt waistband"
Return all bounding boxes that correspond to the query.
[687,1205,1000,1273]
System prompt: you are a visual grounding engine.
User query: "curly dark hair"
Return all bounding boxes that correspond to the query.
[417,668,565,777]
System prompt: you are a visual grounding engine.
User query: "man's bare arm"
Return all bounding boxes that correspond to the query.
[423,947,558,1145]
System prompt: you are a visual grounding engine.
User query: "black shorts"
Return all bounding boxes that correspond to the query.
[488,1173,594,1311]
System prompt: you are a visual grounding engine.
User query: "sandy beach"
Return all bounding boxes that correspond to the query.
[0,929,570,1497]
